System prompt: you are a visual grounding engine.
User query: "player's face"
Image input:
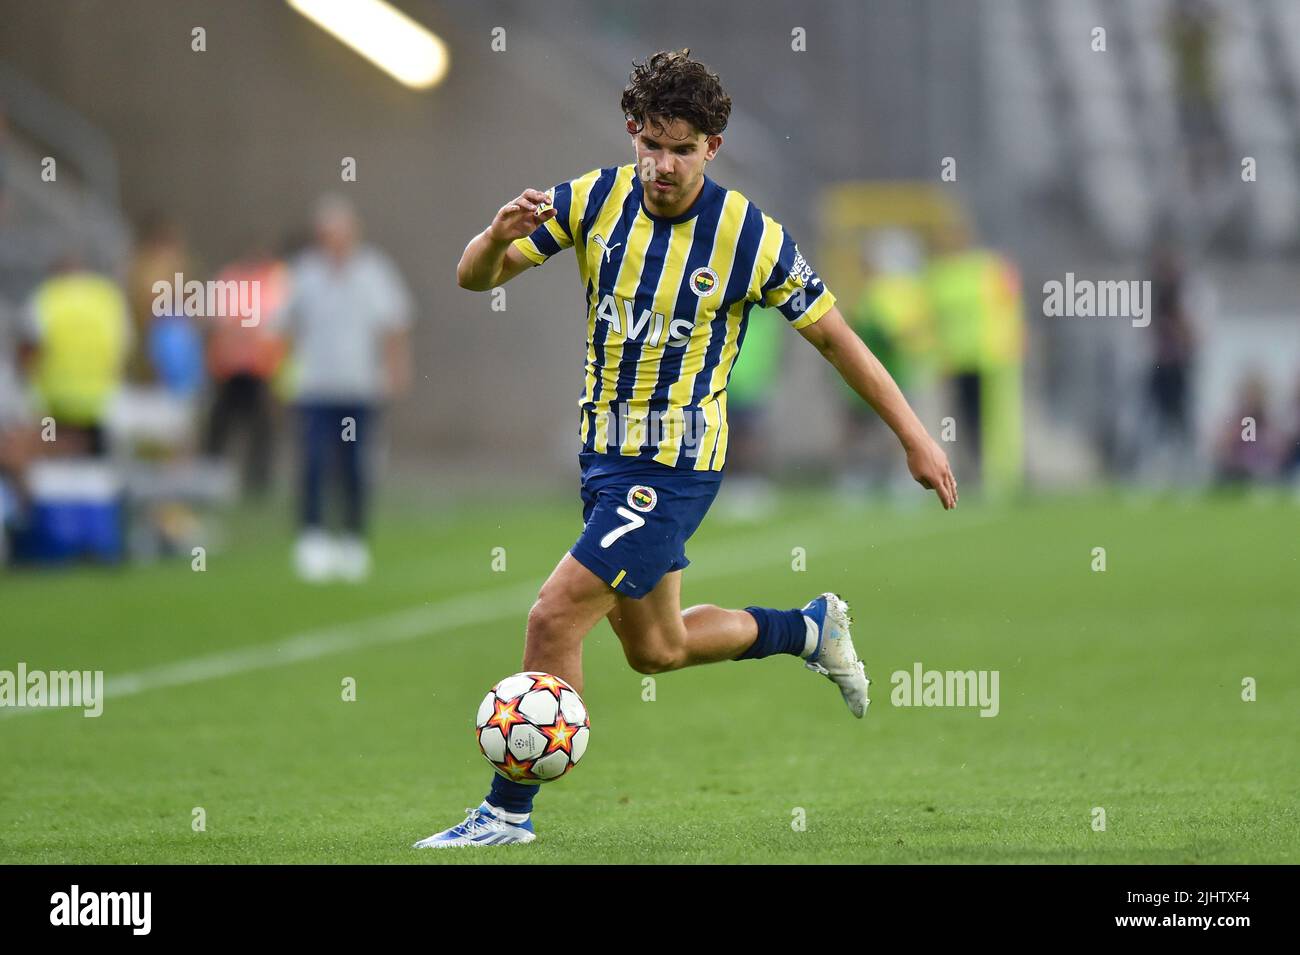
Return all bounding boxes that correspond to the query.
[628,115,722,215]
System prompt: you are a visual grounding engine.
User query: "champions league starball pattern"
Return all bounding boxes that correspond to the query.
[475,672,591,783]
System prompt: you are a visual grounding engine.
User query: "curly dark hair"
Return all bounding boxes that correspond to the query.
[620,49,732,138]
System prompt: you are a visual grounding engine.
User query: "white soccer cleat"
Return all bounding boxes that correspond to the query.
[412,803,537,849]
[802,593,871,718]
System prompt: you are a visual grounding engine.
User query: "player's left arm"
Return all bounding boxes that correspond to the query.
[799,305,958,509]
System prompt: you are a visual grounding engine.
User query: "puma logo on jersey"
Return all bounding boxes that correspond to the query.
[593,234,622,263]
[595,293,694,347]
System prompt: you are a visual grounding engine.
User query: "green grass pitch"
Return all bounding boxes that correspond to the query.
[1,490,1296,864]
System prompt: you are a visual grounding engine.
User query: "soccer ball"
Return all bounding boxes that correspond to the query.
[475,671,590,783]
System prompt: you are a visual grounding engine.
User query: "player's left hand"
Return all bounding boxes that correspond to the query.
[906,436,958,509]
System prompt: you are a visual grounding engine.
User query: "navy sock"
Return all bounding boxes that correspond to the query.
[486,774,538,816]
[737,606,809,660]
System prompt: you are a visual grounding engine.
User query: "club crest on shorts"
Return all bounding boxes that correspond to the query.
[627,485,657,512]
[689,267,718,297]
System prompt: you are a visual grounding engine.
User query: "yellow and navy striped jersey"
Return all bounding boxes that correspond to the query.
[513,163,835,471]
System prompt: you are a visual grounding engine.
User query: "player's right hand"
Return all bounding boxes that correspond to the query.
[487,189,557,243]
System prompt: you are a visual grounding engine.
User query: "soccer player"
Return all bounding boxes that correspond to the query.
[415,50,956,848]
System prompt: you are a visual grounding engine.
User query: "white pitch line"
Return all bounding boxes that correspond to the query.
[1,511,991,717]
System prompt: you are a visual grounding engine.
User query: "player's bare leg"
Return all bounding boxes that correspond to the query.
[606,571,757,670]
[415,553,615,849]
[607,572,870,717]
[522,553,619,693]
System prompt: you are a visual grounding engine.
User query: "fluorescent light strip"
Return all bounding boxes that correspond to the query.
[287,0,449,90]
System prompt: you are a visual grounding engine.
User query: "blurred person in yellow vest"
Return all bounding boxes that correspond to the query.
[842,229,936,499]
[20,255,131,456]
[204,244,288,498]
[925,223,1024,497]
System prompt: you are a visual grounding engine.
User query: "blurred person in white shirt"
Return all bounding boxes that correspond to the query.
[276,196,413,582]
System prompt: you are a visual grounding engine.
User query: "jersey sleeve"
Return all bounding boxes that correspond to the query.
[510,178,578,266]
[758,226,835,330]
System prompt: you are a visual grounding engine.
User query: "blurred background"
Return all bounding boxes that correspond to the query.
[0,0,1297,575]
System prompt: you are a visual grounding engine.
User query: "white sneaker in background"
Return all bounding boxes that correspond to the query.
[294,529,336,583]
[335,536,371,583]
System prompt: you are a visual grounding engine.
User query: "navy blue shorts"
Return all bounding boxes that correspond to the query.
[569,450,724,599]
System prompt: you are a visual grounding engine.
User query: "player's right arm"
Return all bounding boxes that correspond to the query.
[456,188,558,291]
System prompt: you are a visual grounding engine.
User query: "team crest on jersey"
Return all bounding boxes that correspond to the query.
[627,485,657,512]
[689,267,719,297]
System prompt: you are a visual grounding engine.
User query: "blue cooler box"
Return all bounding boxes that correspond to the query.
[10,460,125,563]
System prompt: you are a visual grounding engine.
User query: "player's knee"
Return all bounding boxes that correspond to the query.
[525,599,563,641]
[526,594,581,649]
[623,640,686,674]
